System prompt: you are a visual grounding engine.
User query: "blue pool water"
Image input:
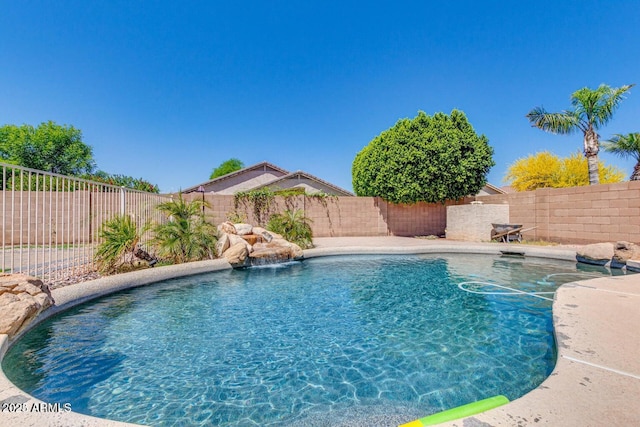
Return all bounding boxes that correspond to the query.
[2,254,620,426]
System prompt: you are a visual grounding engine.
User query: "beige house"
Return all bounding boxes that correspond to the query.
[476,182,507,196]
[183,161,503,197]
[183,162,354,196]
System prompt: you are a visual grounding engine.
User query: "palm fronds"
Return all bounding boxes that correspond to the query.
[267,209,314,249]
[525,108,581,134]
[151,194,218,263]
[94,215,141,274]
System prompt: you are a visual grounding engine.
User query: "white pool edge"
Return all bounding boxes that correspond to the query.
[3,239,636,426]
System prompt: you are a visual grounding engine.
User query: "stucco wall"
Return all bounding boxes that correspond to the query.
[446,203,510,241]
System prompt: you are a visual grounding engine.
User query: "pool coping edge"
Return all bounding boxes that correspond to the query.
[2,240,636,426]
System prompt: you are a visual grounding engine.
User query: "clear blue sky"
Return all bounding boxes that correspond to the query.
[2,1,639,193]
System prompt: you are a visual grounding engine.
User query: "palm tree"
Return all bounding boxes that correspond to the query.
[526,84,634,185]
[152,194,218,263]
[603,133,640,181]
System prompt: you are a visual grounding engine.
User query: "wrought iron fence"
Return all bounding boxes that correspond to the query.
[1,162,171,286]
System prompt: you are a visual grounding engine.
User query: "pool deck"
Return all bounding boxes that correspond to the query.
[1,237,639,426]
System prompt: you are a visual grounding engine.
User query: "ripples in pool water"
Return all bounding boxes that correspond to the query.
[2,254,624,426]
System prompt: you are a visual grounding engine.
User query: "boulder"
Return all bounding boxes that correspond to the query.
[223,242,249,267]
[289,242,304,260]
[241,234,262,246]
[576,242,614,266]
[0,274,55,338]
[260,239,305,260]
[613,241,640,263]
[234,223,253,236]
[253,227,282,240]
[250,246,292,262]
[215,233,230,256]
[217,222,304,266]
[228,234,253,253]
[217,221,237,235]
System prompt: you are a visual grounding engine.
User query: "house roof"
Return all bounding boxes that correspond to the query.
[483,182,507,194]
[253,170,355,196]
[182,161,289,193]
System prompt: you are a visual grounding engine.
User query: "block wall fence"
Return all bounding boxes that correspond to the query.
[475,180,640,244]
[181,193,462,238]
[3,181,639,245]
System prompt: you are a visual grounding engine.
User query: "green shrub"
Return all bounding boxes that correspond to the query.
[267,209,313,249]
[94,215,143,274]
[151,194,218,263]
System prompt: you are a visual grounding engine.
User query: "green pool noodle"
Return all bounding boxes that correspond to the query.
[399,395,510,427]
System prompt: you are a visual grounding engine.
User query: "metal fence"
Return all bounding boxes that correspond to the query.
[1,162,171,286]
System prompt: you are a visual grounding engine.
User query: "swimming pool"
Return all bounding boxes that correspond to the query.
[2,254,617,426]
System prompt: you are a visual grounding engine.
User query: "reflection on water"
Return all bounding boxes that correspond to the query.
[2,254,627,426]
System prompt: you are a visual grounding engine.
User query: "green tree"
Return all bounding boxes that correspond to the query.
[504,151,624,191]
[603,133,640,181]
[85,170,160,193]
[151,194,218,263]
[210,158,244,179]
[352,110,494,204]
[0,121,96,175]
[526,84,634,185]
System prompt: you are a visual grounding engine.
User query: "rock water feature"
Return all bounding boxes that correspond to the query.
[216,222,304,268]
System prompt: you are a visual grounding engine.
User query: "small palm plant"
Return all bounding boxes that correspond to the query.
[603,133,640,181]
[152,194,218,264]
[266,209,314,249]
[94,215,143,274]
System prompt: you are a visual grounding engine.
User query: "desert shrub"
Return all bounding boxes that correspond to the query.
[151,194,218,263]
[267,209,313,249]
[94,215,142,274]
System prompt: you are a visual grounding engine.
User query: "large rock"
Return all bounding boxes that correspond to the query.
[241,234,262,245]
[217,221,237,235]
[228,234,253,253]
[215,233,230,257]
[234,223,253,236]
[613,241,640,263]
[0,274,54,337]
[217,222,304,267]
[252,227,280,241]
[576,242,614,266]
[253,239,304,261]
[272,239,304,259]
[223,242,249,267]
[250,246,292,263]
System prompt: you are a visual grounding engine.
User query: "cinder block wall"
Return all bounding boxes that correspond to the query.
[185,194,450,237]
[477,181,640,244]
[4,181,638,245]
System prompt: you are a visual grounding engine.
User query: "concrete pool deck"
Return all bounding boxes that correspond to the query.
[1,237,639,426]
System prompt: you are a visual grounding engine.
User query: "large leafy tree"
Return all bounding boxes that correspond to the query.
[603,133,640,181]
[352,110,494,204]
[0,121,96,175]
[504,151,624,191]
[210,158,244,179]
[526,84,634,185]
